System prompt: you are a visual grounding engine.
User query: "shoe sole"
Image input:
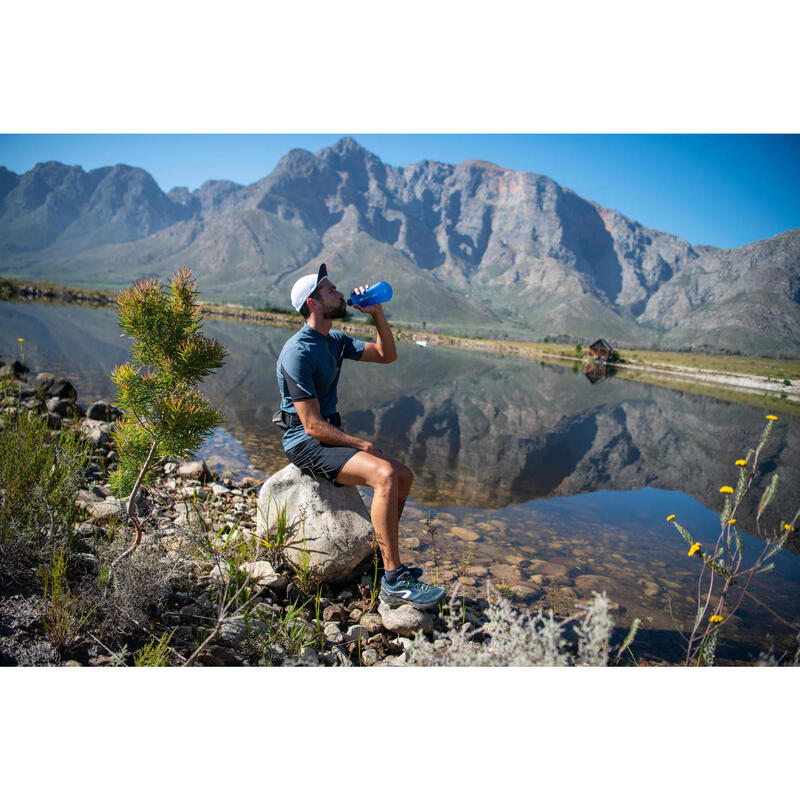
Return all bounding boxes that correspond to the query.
[379,591,445,611]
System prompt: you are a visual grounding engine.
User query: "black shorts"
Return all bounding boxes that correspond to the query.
[285,437,359,487]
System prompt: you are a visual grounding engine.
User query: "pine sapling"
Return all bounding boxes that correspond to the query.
[108,266,226,576]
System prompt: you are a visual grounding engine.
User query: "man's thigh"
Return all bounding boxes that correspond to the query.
[335,450,396,489]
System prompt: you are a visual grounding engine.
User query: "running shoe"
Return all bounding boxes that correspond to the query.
[380,568,446,610]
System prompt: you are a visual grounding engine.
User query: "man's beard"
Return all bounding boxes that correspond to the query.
[323,301,348,320]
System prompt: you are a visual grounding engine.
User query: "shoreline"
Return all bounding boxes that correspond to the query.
[3,276,798,408]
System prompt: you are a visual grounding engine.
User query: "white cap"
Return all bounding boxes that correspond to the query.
[290,263,328,312]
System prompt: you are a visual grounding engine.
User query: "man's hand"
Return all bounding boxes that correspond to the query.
[351,284,381,315]
[294,397,379,452]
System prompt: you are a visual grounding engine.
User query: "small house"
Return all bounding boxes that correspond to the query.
[588,338,613,360]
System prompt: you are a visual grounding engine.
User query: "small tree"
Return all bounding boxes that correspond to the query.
[108,266,226,571]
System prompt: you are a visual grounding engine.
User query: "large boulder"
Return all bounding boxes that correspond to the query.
[255,464,375,583]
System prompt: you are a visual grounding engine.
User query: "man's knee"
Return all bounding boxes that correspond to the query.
[375,460,400,490]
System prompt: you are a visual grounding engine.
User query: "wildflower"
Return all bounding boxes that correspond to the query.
[766,414,778,422]
[666,514,676,522]
[728,518,736,525]
[17,337,24,342]
[688,543,701,557]
[719,486,734,494]
[735,459,746,466]
[709,615,724,624]
[785,524,795,532]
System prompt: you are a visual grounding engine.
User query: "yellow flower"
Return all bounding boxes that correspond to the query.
[709,615,724,624]
[719,486,734,494]
[666,514,676,522]
[785,524,795,532]
[17,337,24,342]
[735,459,746,467]
[766,414,778,422]
[728,518,736,525]
[688,543,701,557]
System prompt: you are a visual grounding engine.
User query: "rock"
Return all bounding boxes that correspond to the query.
[508,583,542,602]
[1,360,28,378]
[527,560,571,580]
[220,618,268,641]
[87,400,122,421]
[640,579,660,597]
[179,604,207,622]
[574,574,617,596]
[35,373,77,401]
[360,648,380,666]
[300,646,320,666]
[377,602,434,637]
[489,564,523,584]
[209,482,230,496]
[240,561,288,592]
[323,603,347,623]
[449,525,480,541]
[345,624,370,645]
[255,464,375,583]
[360,613,385,634]
[73,522,99,539]
[79,418,112,447]
[74,489,125,522]
[205,645,240,666]
[372,654,406,666]
[46,397,82,417]
[177,460,214,482]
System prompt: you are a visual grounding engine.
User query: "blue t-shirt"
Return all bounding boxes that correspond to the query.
[276,324,366,451]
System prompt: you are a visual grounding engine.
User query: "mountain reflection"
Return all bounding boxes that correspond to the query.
[2,302,797,548]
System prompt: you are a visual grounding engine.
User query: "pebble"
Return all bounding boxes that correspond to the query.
[449,526,480,542]
[360,648,379,666]
[378,603,433,637]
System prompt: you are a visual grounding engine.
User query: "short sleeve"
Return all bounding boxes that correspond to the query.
[337,331,366,361]
[280,349,317,402]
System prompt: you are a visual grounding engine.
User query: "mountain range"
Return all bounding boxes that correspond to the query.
[1,137,798,354]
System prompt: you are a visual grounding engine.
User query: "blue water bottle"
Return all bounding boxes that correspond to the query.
[347,281,393,307]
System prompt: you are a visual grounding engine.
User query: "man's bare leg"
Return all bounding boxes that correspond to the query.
[376,453,413,520]
[336,451,404,570]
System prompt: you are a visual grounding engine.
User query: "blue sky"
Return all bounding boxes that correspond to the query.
[1,133,798,250]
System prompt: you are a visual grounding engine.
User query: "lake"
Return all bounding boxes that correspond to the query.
[3,299,799,664]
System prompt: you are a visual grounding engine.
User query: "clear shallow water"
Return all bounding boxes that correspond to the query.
[3,300,799,663]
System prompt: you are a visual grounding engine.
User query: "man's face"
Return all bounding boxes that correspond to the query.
[314,278,347,319]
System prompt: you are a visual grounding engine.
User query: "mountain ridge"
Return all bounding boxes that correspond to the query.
[1,137,798,354]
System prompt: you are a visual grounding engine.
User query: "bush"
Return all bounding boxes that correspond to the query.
[407,587,638,666]
[0,409,91,562]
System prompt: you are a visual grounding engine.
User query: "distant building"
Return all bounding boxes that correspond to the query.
[588,338,613,360]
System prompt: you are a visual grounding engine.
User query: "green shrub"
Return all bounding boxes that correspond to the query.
[40,549,92,654]
[0,409,91,549]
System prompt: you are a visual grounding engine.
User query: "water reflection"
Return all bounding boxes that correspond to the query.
[2,301,798,539]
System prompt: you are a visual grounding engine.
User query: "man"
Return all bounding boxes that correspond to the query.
[275,263,445,610]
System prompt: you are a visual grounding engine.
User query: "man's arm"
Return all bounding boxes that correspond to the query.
[293,397,381,456]
[357,305,397,364]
